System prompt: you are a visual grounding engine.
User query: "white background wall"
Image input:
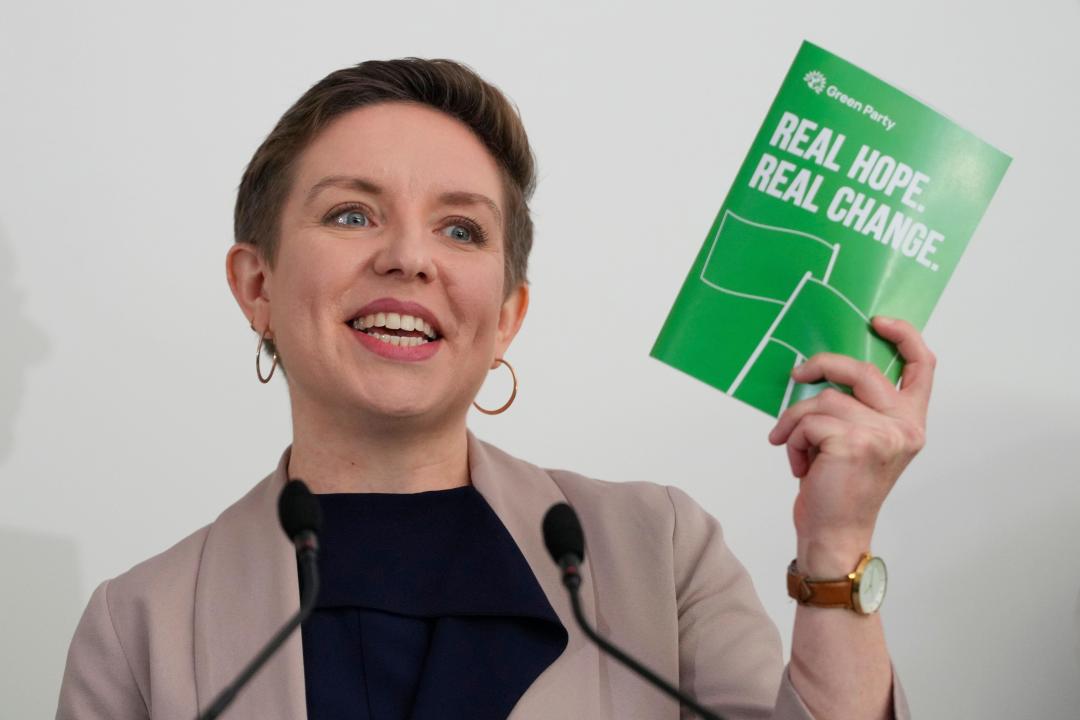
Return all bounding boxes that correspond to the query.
[2,1,1077,717]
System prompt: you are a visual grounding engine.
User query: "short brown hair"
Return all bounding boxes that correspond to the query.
[234,58,537,367]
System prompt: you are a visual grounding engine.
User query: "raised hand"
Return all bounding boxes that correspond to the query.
[767,316,935,575]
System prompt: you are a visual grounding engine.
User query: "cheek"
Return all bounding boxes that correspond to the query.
[444,259,505,339]
[272,238,350,340]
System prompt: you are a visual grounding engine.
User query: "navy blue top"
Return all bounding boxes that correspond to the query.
[298,485,568,720]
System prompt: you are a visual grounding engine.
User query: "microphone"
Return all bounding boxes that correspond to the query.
[542,503,724,720]
[196,479,323,720]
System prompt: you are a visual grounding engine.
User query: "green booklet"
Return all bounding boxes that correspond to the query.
[650,40,1011,417]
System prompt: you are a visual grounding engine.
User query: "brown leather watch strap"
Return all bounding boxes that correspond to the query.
[786,559,854,609]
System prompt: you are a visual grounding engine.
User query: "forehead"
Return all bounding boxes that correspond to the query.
[292,102,505,205]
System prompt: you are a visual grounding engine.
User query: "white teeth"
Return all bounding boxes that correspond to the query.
[350,311,438,339]
[364,332,429,347]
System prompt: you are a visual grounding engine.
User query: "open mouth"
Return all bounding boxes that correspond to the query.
[346,312,441,348]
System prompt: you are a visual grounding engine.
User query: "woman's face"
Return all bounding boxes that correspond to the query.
[229,101,528,428]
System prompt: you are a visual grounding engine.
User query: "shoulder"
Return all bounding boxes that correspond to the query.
[102,457,283,617]
[532,457,768,625]
[545,465,678,527]
[60,466,280,715]
[59,523,213,718]
[534,458,728,584]
[71,466,277,662]
[105,521,212,626]
[475,435,720,553]
[530,461,784,707]
[92,523,213,681]
[541,462,717,544]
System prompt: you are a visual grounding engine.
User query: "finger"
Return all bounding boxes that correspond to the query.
[786,442,806,478]
[786,442,808,478]
[791,352,898,412]
[871,316,936,398]
[769,386,881,446]
[787,414,847,477]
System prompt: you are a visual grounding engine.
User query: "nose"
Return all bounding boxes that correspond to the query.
[371,221,437,282]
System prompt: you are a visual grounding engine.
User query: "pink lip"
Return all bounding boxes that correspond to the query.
[348,297,442,337]
[346,296,443,363]
[349,325,441,361]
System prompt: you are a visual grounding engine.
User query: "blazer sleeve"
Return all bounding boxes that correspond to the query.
[56,579,149,720]
[665,485,911,720]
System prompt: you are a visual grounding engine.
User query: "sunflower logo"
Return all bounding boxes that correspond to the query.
[804,70,827,94]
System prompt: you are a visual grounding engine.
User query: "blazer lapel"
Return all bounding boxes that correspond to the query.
[191,434,605,720]
[193,446,307,720]
[466,431,607,718]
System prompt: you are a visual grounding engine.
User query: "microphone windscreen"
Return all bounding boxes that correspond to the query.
[543,502,585,563]
[278,479,323,540]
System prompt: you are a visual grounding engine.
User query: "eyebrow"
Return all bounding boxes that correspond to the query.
[305,174,503,225]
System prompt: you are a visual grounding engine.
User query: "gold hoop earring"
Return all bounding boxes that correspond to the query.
[472,358,517,415]
[255,327,279,384]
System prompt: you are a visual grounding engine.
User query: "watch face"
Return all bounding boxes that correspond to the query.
[857,557,887,613]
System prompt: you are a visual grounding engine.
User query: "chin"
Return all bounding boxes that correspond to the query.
[355,389,443,422]
[370,401,433,420]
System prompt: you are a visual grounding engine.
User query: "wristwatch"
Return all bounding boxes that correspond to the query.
[786,552,887,614]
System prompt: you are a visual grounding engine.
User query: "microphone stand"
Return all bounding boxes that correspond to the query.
[560,559,724,720]
[196,532,320,720]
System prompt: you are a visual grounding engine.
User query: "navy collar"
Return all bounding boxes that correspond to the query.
[302,484,568,720]
[310,484,562,627]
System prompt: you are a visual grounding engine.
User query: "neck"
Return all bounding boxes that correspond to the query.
[287,398,471,495]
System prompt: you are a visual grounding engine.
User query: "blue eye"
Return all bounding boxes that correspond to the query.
[443,224,473,243]
[441,218,489,245]
[334,210,370,227]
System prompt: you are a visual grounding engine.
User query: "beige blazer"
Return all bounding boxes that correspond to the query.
[57,431,909,719]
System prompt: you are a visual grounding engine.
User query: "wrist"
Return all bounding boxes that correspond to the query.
[797,534,872,578]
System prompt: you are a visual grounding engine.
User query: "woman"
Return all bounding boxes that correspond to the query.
[57,58,929,719]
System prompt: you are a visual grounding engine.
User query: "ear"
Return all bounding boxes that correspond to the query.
[492,282,529,367]
[226,243,273,331]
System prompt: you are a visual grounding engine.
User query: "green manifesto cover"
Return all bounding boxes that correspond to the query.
[650,41,1011,417]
